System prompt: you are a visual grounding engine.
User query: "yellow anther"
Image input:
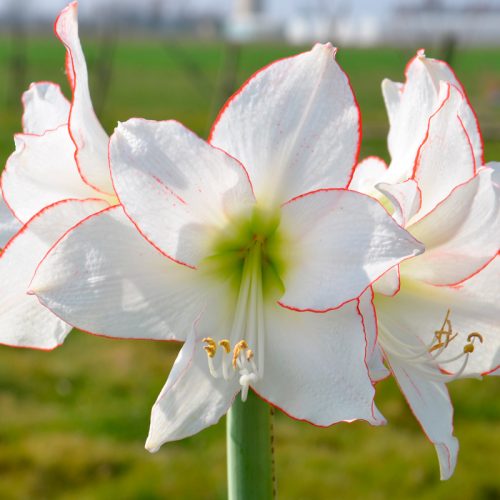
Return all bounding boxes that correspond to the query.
[203,337,216,347]
[467,332,484,344]
[203,337,217,358]
[429,342,445,353]
[219,339,231,353]
[463,343,475,354]
[431,309,457,353]
[232,340,248,368]
[204,346,216,358]
[246,349,254,361]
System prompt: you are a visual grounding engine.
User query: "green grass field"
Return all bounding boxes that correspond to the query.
[0,35,499,499]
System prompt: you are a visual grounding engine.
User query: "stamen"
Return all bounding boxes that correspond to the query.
[379,309,485,384]
[203,337,217,358]
[203,338,220,378]
[432,309,457,350]
[232,340,248,369]
[202,229,271,397]
[219,339,231,353]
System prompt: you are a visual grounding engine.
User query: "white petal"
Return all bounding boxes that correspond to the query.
[404,169,500,286]
[55,2,113,194]
[357,289,390,382]
[252,301,385,426]
[146,330,239,450]
[31,206,211,341]
[2,126,104,223]
[22,82,70,134]
[417,54,483,167]
[0,199,108,349]
[0,189,21,248]
[412,84,476,219]
[385,54,443,183]
[376,179,421,226]
[278,189,424,311]
[487,161,500,186]
[381,79,403,127]
[373,266,400,297]
[387,353,459,480]
[110,119,255,268]
[385,51,482,184]
[376,262,500,377]
[349,156,388,195]
[210,43,360,205]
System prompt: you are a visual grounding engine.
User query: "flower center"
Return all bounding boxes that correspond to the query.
[199,207,286,400]
[379,309,484,381]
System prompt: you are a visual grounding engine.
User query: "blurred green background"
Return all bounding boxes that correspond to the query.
[0,35,499,499]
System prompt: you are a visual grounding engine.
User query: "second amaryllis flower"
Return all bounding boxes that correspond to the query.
[31,44,423,450]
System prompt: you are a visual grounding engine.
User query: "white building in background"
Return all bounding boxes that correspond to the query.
[388,0,500,46]
[285,14,383,47]
[225,0,280,41]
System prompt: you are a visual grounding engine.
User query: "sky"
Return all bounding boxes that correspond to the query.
[3,0,499,23]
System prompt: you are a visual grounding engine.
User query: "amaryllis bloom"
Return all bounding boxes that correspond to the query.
[31,43,423,450]
[351,52,500,480]
[0,2,118,349]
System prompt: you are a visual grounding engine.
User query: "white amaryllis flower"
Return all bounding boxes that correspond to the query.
[0,2,118,349]
[352,52,500,480]
[31,43,423,450]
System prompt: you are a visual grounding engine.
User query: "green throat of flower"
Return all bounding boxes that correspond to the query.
[199,206,288,400]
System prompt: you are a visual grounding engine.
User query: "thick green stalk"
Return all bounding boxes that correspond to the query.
[227,390,274,500]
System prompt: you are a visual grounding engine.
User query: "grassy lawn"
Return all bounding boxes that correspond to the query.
[0,35,499,499]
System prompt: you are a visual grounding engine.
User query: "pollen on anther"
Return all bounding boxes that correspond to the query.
[467,332,484,343]
[219,339,231,353]
[232,340,248,368]
[203,337,217,358]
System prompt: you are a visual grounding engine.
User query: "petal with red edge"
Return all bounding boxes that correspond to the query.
[413,84,476,219]
[110,119,255,268]
[0,190,21,248]
[404,168,500,286]
[357,289,390,382]
[385,54,445,182]
[417,54,482,167]
[0,199,108,349]
[2,126,104,223]
[146,330,239,450]
[22,82,70,135]
[55,2,113,194]
[376,262,500,377]
[252,301,385,426]
[31,206,216,342]
[278,189,424,312]
[386,353,458,480]
[210,43,360,204]
[349,156,388,195]
[385,51,482,183]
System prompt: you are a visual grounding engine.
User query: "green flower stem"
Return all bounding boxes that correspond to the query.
[227,390,274,500]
